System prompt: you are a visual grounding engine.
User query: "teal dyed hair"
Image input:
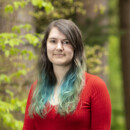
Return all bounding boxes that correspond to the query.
[58,60,86,115]
[29,19,86,118]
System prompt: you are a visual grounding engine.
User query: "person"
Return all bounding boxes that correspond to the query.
[23,19,111,130]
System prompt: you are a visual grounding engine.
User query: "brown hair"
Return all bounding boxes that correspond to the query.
[37,19,85,85]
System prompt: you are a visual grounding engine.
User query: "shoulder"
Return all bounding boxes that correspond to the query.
[81,72,111,107]
[84,72,104,83]
[82,72,109,97]
[84,72,106,87]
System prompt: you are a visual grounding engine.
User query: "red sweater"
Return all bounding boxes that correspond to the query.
[23,72,111,130]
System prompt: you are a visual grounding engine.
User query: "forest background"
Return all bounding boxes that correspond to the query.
[0,0,130,130]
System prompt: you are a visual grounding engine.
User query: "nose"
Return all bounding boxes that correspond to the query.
[56,41,63,51]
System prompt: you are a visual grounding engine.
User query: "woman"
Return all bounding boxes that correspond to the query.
[23,19,111,130]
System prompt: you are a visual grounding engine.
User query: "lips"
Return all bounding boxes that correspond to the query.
[54,54,64,56]
[53,54,65,57]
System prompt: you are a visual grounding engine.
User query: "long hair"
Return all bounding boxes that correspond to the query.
[29,19,86,118]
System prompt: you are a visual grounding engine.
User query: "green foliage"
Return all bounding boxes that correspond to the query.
[0,30,40,58]
[12,24,32,33]
[4,1,28,13]
[4,0,53,14]
[13,1,27,10]
[94,4,106,15]
[85,45,107,75]
[31,0,43,7]
[4,4,14,13]
[1,1,44,129]
[31,0,54,13]
[0,74,11,83]
[0,90,26,130]
[25,34,39,46]
[32,0,86,32]
[42,2,54,14]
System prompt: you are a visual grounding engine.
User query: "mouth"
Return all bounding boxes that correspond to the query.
[54,54,64,55]
[53,54,65,57]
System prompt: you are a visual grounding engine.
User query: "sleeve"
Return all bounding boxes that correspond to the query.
[23,81,37,130]
[91,77,111,130]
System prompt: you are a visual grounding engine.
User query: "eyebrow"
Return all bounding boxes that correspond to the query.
[48,37,69,40]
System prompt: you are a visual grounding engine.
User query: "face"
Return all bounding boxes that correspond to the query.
[47,27,74,67]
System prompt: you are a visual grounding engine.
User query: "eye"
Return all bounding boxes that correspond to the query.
[62,40,70,44]
[49,39,56,44]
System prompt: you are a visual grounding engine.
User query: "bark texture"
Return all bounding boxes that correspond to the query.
[119,0,130,129]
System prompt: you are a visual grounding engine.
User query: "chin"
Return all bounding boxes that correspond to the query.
[50,59,72,66]
[53,63,66,66]
[53,61,72,67]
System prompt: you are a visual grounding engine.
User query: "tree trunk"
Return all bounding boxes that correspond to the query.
[119,0,130,130]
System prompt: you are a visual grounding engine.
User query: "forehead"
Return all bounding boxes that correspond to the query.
[48,27,67,39]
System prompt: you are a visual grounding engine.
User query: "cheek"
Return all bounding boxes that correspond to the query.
[67,48,74,59]
[47,44,53,60]
[47,43,54,53]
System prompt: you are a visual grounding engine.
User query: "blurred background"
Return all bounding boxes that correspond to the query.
[0,0,130,130]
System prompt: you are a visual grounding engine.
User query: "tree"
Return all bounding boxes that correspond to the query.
[119,0,130,129]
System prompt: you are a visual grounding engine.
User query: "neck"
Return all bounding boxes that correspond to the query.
[53,64,71,86]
